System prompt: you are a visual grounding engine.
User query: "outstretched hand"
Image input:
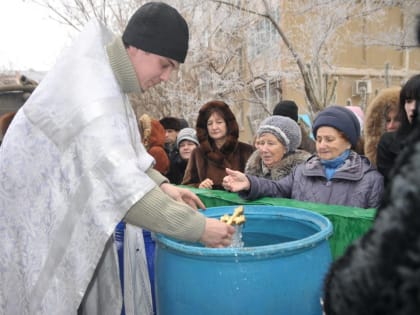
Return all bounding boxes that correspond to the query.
[222,168,250,192]
[160,183,205,210]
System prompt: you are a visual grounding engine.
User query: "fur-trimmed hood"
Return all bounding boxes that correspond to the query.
[245,149,311,180]
[139,114,169,174]
[196,100,240,164]
[139,114,166,149]
[364,86,401,165]
[0,111,16,140]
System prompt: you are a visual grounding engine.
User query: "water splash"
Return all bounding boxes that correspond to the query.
[229,225,244,248]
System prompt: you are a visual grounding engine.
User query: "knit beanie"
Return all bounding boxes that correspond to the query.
[179,118,189,129]
[273,100,299,122]
[122,2,189,63]
[312,105,361,147]
[257,116,302,153]
[159,117,181,131]
[176,127,199,148]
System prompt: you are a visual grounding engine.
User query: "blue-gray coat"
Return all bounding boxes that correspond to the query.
[240,151,384,209]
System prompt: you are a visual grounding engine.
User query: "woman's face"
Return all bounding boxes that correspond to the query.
[207,112,227,142]
[405,99,417,124]
[179,140,197,160]
[316,126,351,160]
[258,133,286,169]
[385,109,401,132]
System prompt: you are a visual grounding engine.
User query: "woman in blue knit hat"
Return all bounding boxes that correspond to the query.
[223,105,384,209]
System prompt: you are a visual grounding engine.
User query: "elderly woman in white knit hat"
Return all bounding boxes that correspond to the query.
[245,116,311,180]
[223,106,384,209]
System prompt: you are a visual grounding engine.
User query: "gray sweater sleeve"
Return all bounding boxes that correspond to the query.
[124,185,206,242]
[124,167,206,242]
[146,167,169,186]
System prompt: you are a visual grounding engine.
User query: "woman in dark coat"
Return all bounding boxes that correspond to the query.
[182,100,254,190]
[376,74,420,186]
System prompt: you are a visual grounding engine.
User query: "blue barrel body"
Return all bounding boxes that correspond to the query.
[154,205,333,315]
[114,221,126,315]
[143,229,157,314]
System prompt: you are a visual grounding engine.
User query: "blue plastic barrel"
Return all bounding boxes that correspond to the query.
[114,221,126,315]
[154,205,333,315]
[143,229,156,314]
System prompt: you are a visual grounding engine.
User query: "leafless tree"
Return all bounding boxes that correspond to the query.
[31,0,419,131]
[210,0,419,116]
[31,0,140,32]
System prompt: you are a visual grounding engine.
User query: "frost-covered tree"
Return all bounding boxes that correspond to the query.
[211,0,419,118]
[32,0,420,132]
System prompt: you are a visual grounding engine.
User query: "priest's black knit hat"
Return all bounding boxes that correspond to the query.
[122,2,189,63]
[273,100,299,122]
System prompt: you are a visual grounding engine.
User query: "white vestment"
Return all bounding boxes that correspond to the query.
[0,21,154,315]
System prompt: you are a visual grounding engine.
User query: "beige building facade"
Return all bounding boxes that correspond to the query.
[237,1,420,142]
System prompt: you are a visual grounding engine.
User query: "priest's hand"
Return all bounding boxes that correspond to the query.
[160,182,205,210]
[200,218,235,248]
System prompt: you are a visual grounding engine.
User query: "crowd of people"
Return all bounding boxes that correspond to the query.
[223,105,384,209]
[0,1,418,314]
[154,75,420,211]
[148,69,419,210]
[146,70,419,314]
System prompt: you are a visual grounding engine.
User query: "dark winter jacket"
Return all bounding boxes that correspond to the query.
[166,155,187,184]
[182,100,254,189]
[240,151,383,208]
[376,131,401,186]
[245,149,311,180]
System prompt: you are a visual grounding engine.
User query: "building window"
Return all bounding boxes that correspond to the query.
[249,79,282,132]
[247,8,280,60]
